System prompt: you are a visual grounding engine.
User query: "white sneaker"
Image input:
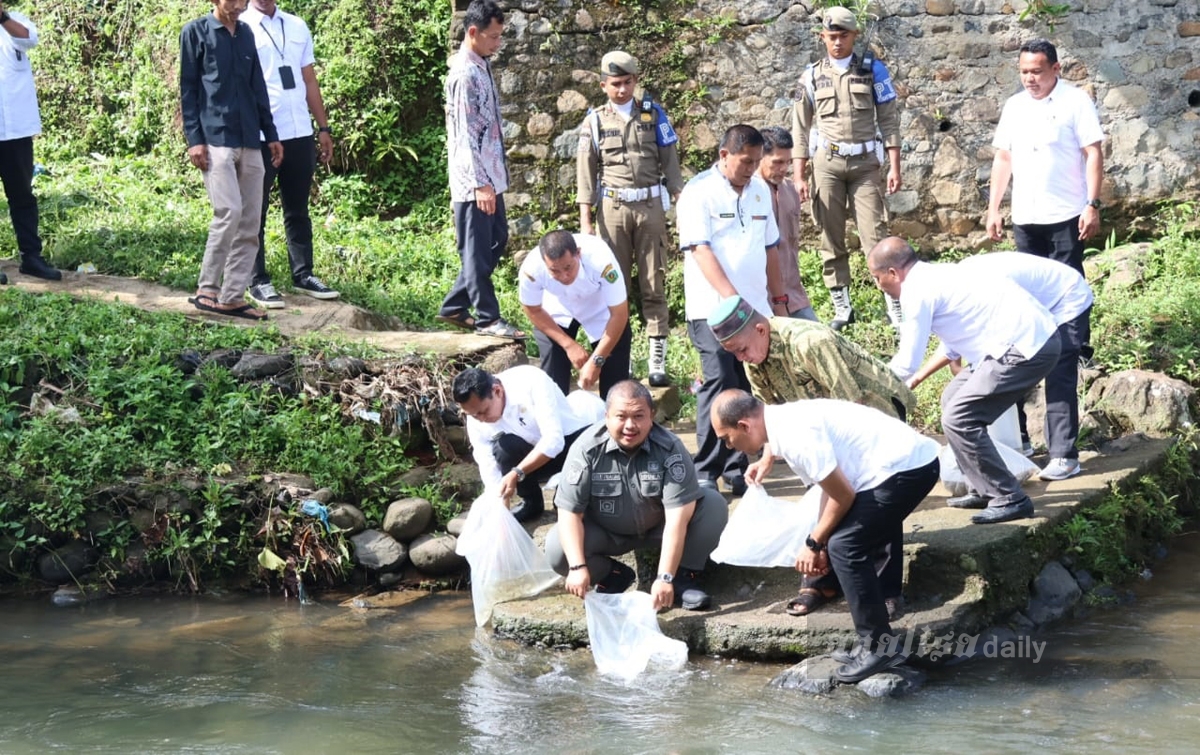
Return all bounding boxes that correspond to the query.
[1039,458,1081,481]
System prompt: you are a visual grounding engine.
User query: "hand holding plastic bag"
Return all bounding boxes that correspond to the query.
[455,493,561,627]
[584,591,688,680]
[709,484,821,568]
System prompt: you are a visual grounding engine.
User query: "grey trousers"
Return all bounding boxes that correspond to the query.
[941,333,1062,506]
[199,146,265,305]
[544,486,729,578]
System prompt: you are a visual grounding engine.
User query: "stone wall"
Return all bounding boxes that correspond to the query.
[454,0,1200,248]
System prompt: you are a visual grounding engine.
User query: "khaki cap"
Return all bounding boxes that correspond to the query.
[600,50,639,77]
[823,7,858,32]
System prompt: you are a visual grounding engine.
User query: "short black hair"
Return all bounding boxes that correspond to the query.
[760,126,794,154]
[452,367,495,404]
[712,390,762,428]
[538,229,580,262]
[719,124,764,155]
[1019,38,1058,64]
[464,0,504,35]
[606,380,654,413]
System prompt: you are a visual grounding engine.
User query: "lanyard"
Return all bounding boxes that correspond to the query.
[259,16,286,59]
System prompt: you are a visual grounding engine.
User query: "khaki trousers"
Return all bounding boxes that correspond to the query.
[199,146,265,306]
[596,195,669,337]
[810,150,887,289]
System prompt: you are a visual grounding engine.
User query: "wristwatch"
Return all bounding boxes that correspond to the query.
[1086,198,1102,209]
[805,535,826,553]
[591,354,606,367]
[0,11,10,24]
[317,126,332,135]
[657,572,674,584]
[513,467,526,482]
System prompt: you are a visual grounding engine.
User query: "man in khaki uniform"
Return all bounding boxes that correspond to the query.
[708,295,914,421]
[578,51,685,387]
[792,6,903,330]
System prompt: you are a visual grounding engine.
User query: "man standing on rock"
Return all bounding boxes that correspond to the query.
[545,380,728,611]
[437,0,525,340]
[868,237,1061,525]
[452,366,600,523]
[680,124,789,496]
[241,0,340,309]
[792,6,903,330]
[757,126,816,321]
[519,229,631,399]
[710,389,938,683]
[577,50,685,386]
[0,3,60,282]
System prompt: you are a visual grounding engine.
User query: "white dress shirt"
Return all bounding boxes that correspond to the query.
[465,365,600,489]
[993,79,1104,226]
[958,252,1093,325]
[518,233,627,341]
[0,10,42,141]
[240,6,316,141]
[679,166,781,321]
[764,400,939,492]
[890,261,1058,380]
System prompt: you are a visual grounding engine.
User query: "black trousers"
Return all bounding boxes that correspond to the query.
[1015,216,1092,360]
[0,136,42,256]
[688,319,750,482]
[827,459,940,649]
[492,427,586,505]
[441,195,508,326]
[253,135,317,286]
[533,319,632,400]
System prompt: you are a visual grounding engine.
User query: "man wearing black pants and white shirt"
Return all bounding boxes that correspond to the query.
[869,237,1061,524]
[242,0,339,308]
[711,390,939,683]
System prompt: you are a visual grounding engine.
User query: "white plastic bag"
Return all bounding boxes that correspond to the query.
[987,404,1023,453]
[565,389,606,425]
[455,493,561,627]
[938,443,1041,497]
[584,591,688,680]
[709,484,821,568]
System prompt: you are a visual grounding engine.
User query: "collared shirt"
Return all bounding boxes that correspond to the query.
[518,233,627,342]
[179,13,279,148]
[464,365,598,489]
[764,400,938,492]
[240,5,316,141]
[0,10,41,141]
[767,177,811,311]
[576,97,684,203]
[993,79,1104,225]
[679,166,781,321]
[958,252,1093,326]
[748,317,915,418]
[446,46,508,201]
[890,261,1058,380]
[556,422,701,538]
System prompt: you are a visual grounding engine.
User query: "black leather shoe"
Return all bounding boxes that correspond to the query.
[509,498,544,523]
[19,254,62,281]
[971,498,1035,524]
[722,474,748,497]
[0,271,7,285]
[947,492,988,509]
[672,569,711,610]
[834,649,907,683]
[831,644,863,664]
[595,559,636,594]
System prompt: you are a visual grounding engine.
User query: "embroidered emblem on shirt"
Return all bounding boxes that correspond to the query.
[567,461,585,485]
[719,212,736,219]
[668,462,687,483]
[599,499,617,515]
[751,215,768,220]
[602,263,618,284]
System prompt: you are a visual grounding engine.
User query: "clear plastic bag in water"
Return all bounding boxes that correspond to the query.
[584,591,688,681]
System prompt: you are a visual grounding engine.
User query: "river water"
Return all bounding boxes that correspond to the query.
[3,535,1200,754]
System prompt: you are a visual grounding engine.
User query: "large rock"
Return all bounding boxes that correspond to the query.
[231,352,293,380]
[37,541,98,583]
[349,530,407,572]
[407,534,468,576]
[1026,561,1083,626]
[382,498,434,542]
[327,503,367,535]
[1084,369,1195,438]
[439,463,484,503]
[768,655,840,695]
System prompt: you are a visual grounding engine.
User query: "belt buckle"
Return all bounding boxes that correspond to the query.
[603,188,618,199]
[829,143,842,156]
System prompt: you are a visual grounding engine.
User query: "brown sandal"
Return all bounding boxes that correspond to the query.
[785,587,836,616]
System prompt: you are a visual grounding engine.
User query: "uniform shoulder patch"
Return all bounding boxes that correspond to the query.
[602,263,619,284]
[566,461,585,485]
[668,460,687,483]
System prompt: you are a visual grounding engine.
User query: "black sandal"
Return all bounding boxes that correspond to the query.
[434,311,476,331]
[785,587,836,616]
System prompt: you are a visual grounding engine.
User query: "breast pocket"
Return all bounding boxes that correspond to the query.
[850,83,874,111]
[815,88,838,117]
[593,478,623,515]
[637,472,662,499]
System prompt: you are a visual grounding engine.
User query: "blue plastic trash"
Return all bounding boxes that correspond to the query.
[299,499,331,531]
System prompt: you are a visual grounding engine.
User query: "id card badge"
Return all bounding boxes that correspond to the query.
[278,65,296,90]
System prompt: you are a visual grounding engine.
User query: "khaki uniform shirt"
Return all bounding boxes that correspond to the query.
[577,97,685,205]
[747,317,915,418]
[556,423,701,538]
[792,55,901,156]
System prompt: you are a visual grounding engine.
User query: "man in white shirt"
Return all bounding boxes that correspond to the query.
[519,230,631,399]
[241,0,339,309]
[452,366,601,522]
[986,40,1103,278]
[0,4,60,281]
[679,124,789,494]
[711,390,939,683]
[868,237,1061,524]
